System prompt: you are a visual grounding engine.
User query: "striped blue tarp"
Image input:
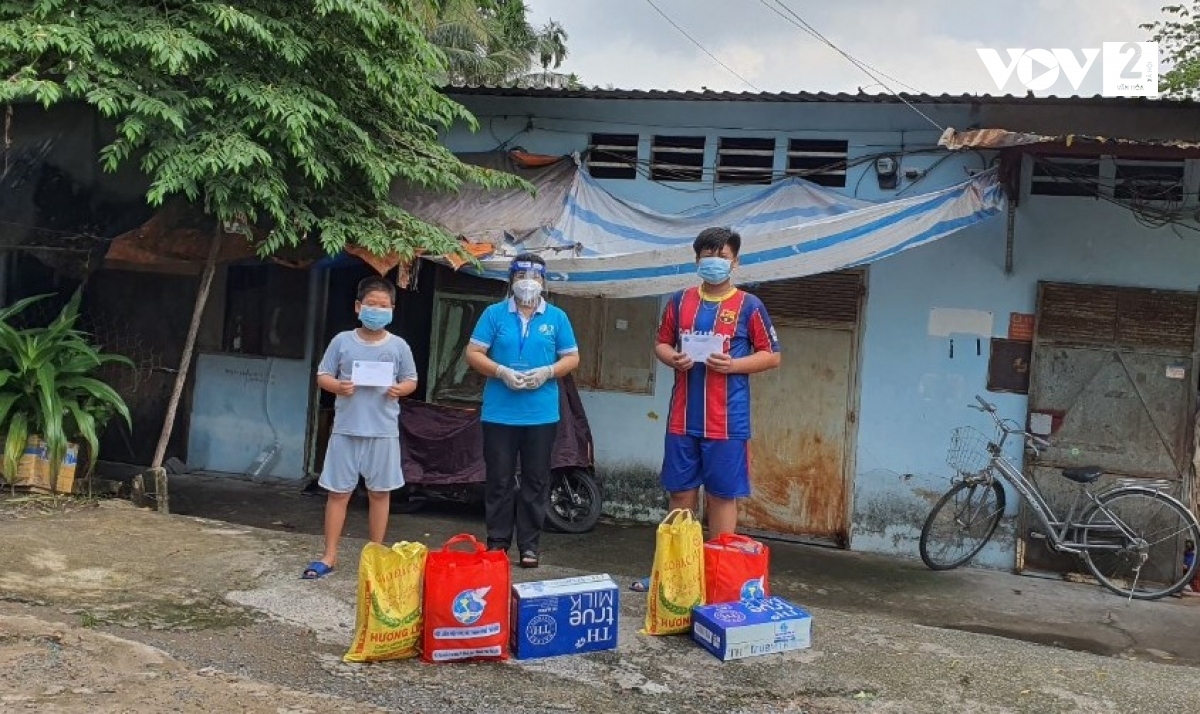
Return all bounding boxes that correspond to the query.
[463,167,1004,298]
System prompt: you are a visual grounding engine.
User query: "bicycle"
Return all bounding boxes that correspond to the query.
[919,395,1200,601]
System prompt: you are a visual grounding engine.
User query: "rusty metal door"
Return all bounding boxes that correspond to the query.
[739,271,864,547]
[1020,281,1199,575]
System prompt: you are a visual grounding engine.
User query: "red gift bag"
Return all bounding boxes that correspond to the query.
[421,534,511,663]
[703,533,770,604]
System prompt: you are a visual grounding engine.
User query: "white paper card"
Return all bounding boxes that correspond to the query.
[1029,412,1053,436]
[927,307,993,338]
[351,360,394,387]
[681,333,725,363]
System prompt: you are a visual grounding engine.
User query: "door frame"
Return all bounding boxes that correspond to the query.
[1016,280,1200,573]
[739,267,868,549]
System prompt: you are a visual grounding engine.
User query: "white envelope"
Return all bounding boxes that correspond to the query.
[351,360,394,387]
[680,333,725,363]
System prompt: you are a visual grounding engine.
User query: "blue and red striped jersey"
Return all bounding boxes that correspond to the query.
[656,287,780,440]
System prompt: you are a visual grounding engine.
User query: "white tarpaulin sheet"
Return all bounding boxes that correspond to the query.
[397,154,1005,298]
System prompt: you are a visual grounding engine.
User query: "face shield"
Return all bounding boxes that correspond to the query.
[509,260,546,305]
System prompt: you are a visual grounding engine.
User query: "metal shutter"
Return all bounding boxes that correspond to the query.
[749,270,864,328]
[1037,281,1197,354]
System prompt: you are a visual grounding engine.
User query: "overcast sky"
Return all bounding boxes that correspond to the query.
[525,0,1170,97]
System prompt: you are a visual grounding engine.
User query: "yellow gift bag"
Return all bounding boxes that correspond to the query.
[642,509,706,635]
[343,541,428,663]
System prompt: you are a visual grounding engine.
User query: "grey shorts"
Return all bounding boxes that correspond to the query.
[318,435,404,493]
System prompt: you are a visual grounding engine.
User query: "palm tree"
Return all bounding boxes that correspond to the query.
[419,0,577,88]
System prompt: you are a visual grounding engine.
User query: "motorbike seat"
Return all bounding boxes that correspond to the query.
[1061,466,1103,484]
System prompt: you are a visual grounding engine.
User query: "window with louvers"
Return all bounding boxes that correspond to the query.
[587,133,639,180]
[716,137,776,184]
[1036,281,1197,354]
[650,135,705,182]
[786,139,848,187]
[748,270,864,328]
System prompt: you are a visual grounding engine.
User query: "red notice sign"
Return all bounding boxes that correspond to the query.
[1008,313,1035,342]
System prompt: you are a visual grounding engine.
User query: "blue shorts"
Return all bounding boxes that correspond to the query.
[660,433,750,499]
[319,435,404,493]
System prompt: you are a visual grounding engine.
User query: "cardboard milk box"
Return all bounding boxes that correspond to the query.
[511,574,619,660]
[691,597,812,661]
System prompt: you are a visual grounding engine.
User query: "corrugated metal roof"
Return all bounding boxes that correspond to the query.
[940,127,1200,151]
[444,85,1198,107]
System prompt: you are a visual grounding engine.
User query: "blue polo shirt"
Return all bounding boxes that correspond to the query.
[469,298,578,426]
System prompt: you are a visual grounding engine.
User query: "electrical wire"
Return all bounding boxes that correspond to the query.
[756,0,946,133]
[643,0,762,92]
[756,0,921,94]
[1031,156,1200,234]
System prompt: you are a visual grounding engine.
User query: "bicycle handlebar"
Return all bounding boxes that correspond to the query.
[970,395,1052,453]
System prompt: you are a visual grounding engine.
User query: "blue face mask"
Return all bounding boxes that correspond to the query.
[359,306,392,331]
[697,256,732,285]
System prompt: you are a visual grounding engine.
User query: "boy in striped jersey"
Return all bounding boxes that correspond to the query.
[654,226,781,538]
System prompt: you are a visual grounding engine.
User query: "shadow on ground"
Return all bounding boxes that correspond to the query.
[165,472,1200,668]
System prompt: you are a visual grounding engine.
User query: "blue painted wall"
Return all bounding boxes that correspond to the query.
[855,192,1200,567]
[441,94,1200,563]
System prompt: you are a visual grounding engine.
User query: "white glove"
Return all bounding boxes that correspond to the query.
[495,365,527,390]
[521,365,554,389]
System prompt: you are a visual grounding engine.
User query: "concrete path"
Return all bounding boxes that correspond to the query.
[1,489,1199,713]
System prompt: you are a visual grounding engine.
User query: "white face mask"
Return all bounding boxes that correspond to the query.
[512,279,543,305]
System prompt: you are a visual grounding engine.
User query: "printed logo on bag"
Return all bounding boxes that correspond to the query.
[713,606,747,624]
[451,586,491,625]
[740,577,766,601]
[525,614,557,646]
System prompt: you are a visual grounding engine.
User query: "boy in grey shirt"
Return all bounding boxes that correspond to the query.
[302,277,418,579]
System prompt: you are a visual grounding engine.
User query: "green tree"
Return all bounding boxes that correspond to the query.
[0,0,525,259]
[420,0,575,87]
[1143,3,1200,96]
[0,0,529,476]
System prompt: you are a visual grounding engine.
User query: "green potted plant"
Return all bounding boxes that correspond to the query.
[0,289,132,494]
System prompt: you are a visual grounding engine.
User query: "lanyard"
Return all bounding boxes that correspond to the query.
[513,311,532,359]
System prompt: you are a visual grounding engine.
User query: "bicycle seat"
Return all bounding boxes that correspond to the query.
[1061,466,1103,484]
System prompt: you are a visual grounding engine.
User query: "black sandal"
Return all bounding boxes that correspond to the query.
[519,550,539,568]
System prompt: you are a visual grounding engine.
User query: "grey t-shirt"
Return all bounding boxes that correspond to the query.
[317,330,418,438]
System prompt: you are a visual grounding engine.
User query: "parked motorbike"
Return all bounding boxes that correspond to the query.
[396,373,602,534]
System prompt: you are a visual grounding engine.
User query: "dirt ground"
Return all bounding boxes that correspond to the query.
[3,481,1200,713]
[0,611,393,713]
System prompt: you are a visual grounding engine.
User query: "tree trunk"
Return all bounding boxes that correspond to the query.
[150,226,222,473]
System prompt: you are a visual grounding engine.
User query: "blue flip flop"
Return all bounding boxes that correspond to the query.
[301,561,334,580]
[630,576,650,592]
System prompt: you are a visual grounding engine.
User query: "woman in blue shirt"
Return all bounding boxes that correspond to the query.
[465,253,580,568]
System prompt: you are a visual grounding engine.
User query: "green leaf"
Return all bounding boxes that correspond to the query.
[0,392,19,438]
[0,293,51,323]
[2,412,28,485]
[65,402,100,475]
[59,376,131,428]
[35,362,67,473]
[0,0,537,261]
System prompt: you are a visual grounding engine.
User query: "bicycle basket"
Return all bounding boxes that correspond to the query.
[946,426,993,475]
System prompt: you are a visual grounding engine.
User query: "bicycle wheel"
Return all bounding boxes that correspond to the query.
[919,479,1006,570]
[1080,487,1200,600]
